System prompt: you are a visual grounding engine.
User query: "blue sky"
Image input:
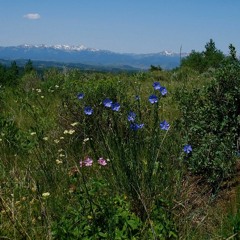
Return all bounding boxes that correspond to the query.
[0,0,240,54]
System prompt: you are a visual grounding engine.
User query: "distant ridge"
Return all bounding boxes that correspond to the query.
[0,44,188,70]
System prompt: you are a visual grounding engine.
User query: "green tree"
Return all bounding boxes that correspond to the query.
[149,65,162,72]
[0,64,6,85]
[5,61,20,86]
[203,39,225,69]
[180,39,225,73]
[228,43,238,61]
[180,50,205,72]
[24,59,34,73]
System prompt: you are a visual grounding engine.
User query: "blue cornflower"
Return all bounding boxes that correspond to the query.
[77,93,84,99]
[84,106,93,115]
[153,82,161,90]
[160,120,170,130]
[128,111,136,122]
[160,87,167,96]
[183,144,192,154]
[130,123,144,131]
[149,94,158,104]
[111,102,120,111]
[103,98,113,108]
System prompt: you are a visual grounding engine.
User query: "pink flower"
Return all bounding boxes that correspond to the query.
[98,157,107,166]
[79,160,83,167]
[80,157,93,167]
[84,157,93,166]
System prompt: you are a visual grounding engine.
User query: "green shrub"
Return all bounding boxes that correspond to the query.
[176,59,240,188]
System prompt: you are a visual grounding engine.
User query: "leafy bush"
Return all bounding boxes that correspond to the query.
[176,59,240,187]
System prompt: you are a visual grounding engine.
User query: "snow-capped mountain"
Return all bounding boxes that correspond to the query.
[18,44,99,52]
[0,44,187,69]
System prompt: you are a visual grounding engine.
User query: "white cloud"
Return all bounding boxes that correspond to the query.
[23,13,41,20]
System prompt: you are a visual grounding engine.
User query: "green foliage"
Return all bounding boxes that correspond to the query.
[176,59,240,187]
[52,178,143,240]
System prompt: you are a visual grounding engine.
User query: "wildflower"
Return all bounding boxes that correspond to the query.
[83,138,90,142]
[183,144,192,154]
[103,98,113,108]
[80,157,93,167]
[160,86,167,96]
[111,102,120,111]
[68,129,75,135]
[70,122,79,126]
[153,82,161,90]
[42,192,50,198]
[41,95,44,99]
[84,106,93,115]
[56,159,63,164]
[43,137,48,141]
[84,157,93,166]
[130,123,144,131]
[59,153,65,157]
[60,136,64,139]
[160,120,170,131]
[149,94,158,104]
[54,139,60,144]
[98,157,107,166]
[77,93,84,99]
[128,111,136,122]
[30,132,36,136]
[55,85,59,88]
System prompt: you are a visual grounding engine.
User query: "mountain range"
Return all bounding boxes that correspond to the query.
[0,44,188,70]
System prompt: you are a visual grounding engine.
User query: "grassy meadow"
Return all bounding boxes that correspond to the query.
[1,43,240,239]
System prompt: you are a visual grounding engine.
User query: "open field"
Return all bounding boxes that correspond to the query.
[1,44,240,239]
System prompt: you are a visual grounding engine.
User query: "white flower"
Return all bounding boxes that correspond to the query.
[63,130,69,134]
[70,122,79,127]
[42,192,50,198]
[56,159,63,164]
[68,129,75,135]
